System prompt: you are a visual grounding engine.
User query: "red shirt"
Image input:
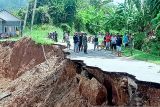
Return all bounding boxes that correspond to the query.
[105,36,111,42]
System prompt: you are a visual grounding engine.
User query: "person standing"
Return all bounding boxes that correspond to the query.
[111,34,117,52]
[73,33,79,53]
[123,33,129,48]
[64,32,68,42]
[65,33,70,50]
[51,32,55,41]
[104,35,106,47]
[128,34,134,55]
[105,33,111,50]
[55,31,58,42]
[82,33,88,54]
[116,35,122,57]
[79,33,83,52]
[94,35,99,51]
[98,32,101,37]
[62,31,66,43]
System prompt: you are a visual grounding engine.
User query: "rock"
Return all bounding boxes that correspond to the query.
[0,92,11,101]
[79,76,107,106]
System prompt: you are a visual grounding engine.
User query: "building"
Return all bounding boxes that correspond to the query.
[0,10,22,37]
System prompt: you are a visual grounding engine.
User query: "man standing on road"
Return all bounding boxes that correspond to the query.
[79,33,83,52]
[66,33,70,50]
[105,32,111,50]
[116,34,122,57]
[83,33,88,54]
[73,33,79,53]
[94,35,99,51]
[111,34,117,52]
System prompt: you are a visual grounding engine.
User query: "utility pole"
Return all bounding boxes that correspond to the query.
[31,0,37,32]
[23,3,29,31]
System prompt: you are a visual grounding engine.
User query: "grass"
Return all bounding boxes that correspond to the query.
[0,36,22,42]
[122,48,160,64]
[24,25,63,45]
[0,25,64,45]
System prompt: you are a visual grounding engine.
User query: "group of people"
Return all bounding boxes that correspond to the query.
[48,31,58,42]
[62,30,134,57]
[73,32,88,54]
[63,31,88,54]
[93,32,134,57]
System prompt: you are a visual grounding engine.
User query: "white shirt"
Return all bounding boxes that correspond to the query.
[111,36,117,44]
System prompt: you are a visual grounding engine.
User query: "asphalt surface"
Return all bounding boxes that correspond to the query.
[59,41,160,84]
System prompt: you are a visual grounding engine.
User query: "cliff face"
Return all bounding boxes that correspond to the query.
[74,61,160,106]
[0,38,65,79]
[0,38,160,107]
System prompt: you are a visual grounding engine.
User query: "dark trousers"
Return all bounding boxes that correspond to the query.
[84,46,87,53]
[111,44,116,50]
[55,37,58,42]
[79,43,82,51]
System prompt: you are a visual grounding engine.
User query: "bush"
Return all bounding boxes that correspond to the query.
[136,31,160,56]
[134,32,146,50]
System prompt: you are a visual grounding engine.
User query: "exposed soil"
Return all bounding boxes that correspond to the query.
[0,38,160,107]
[0,38,66,80]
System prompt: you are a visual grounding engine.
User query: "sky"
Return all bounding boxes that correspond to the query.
[113,0,125,3]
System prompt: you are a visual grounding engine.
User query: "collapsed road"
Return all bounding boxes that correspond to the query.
[0,38,160,107]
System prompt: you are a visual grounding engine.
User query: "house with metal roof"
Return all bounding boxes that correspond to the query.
[0,10,22,37]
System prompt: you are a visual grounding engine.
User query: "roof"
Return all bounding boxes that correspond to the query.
[0,10,21,21]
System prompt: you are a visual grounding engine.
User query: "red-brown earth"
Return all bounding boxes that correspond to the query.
[0,38,160,107]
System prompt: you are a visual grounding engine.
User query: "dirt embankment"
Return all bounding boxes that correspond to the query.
[0,38,65,79]
[0,38,160,107]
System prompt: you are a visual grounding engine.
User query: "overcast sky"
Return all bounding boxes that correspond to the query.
[113,0,124,3]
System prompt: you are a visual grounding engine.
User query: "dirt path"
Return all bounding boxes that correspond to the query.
[59,41,160,84]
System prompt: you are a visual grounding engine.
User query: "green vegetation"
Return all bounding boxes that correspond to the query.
[16,0,160,55]
[0,25,63,45]
[2,0,159,63]
[123,48,160,64]
[24,25,63,45]
[0,37,22,42]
